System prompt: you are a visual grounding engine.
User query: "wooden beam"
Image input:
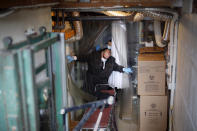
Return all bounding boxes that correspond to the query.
[57,1,172,8]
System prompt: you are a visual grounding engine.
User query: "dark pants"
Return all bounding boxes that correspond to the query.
[93,85,113,100]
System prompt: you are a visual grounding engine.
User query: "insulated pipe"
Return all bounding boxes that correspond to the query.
[53,11,172,22]
[133,12,144,22]
[0,9,15,18]
[100,11,132,16]
[133,11,172,22]
[168,20,178,131]
[65,11,83,43]
[129,11,172,47]
[154,20,170,47]
[100,10,172,22]
[99,10,172,48]
[154,20,164,47]
[162,21,171,44]
[133,11,171,48]
[142,11,172,21]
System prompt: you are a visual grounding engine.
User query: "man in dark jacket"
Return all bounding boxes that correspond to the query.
[67,48,132,99]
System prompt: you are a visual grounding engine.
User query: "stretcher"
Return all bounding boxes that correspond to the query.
[81,89,117,131]
[61,88,117,131]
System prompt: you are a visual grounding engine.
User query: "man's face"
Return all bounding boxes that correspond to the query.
[103,49,111,59]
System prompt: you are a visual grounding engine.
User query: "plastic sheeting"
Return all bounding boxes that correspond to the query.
[66,64,97,120]
[108,21,130,89]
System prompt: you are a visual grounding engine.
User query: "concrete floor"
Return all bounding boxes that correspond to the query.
[115,89,139,131]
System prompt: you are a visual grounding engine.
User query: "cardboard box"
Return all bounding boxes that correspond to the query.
[138,54,166,95]
[140,96,167,131]
[139,47,165,54]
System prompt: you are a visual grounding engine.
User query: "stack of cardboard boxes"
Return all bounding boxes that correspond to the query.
[138,47,167,131]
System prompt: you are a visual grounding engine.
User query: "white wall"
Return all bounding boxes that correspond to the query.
[0,7,52,82]
[0,7,52,49]
[174,14,197,131]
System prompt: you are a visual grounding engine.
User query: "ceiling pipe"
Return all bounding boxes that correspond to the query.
[52,11,172,22]
[133,12,144,22]
[0,9,15,18]
[154,20,163,47]
[132,11,172,47]
[142,11,172,21]
[99,10,172,21]
[61,16,130,21]
[133,11,172,21]
[62,10,172,46]
[100,11,132,16]
[162,21,171,44]
[154,20,171,47]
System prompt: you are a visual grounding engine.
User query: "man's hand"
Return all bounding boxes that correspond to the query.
[123,67,133,74]
[66,55,76,63]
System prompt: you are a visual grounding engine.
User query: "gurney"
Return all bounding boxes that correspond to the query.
[61,89,117,131]
[81,89,117,131]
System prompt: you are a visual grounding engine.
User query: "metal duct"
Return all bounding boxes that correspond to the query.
[66,11,83,43]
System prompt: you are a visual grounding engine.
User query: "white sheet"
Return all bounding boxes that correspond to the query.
[108,21,130,89]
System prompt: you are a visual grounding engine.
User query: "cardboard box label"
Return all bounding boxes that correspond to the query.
[138,61,165,95]
[140,96,167,131]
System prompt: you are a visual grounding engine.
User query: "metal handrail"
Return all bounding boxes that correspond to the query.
[60,96,114,131]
